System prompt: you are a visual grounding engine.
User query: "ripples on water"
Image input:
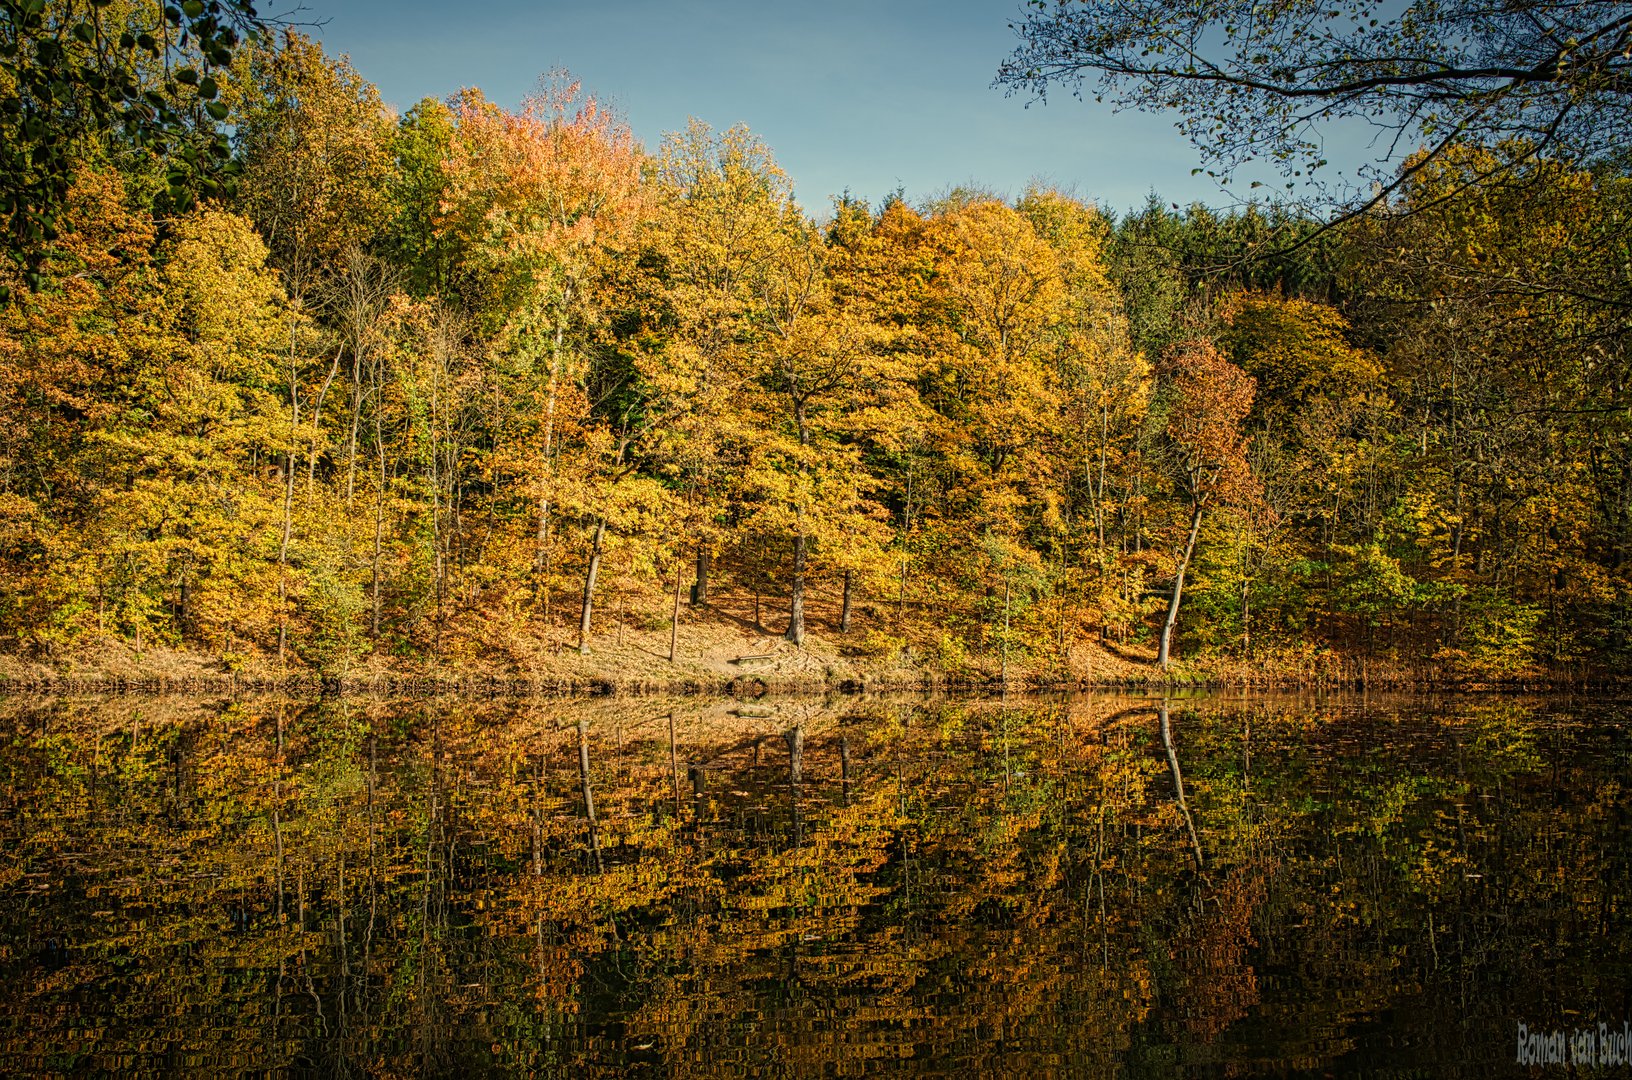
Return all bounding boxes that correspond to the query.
[0,692,1626,1076]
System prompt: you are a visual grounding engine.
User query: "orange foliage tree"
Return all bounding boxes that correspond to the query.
[1157,342,1258,669]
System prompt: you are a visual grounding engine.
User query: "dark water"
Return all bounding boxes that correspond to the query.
[0,692,1627,1077]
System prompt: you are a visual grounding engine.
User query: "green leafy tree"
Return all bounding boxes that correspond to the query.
[1,0,266,293]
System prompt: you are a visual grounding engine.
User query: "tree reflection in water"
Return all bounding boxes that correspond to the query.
[0,693,1626,1076]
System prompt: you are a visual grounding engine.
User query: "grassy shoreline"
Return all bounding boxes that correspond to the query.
[2,633,1618,697]
[5,584,1617,696]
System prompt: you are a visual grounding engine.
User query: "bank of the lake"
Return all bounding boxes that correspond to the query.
[1,597,1618,697]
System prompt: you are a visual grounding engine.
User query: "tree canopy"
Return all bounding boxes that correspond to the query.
[0,0,268,293]
[1,28,1629,685]
[998,0,1632,208]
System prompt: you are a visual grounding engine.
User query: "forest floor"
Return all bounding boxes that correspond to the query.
[0,584,1153,693]
[0,583,1608,694]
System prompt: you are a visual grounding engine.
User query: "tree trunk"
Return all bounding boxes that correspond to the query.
[530,753,543,877]
[1000,578,1011,687]
[1096,404,1109,554]
[1240,572,1251,657]
[536,304,569,588]
[306,346,342,492]
[787,401,811,646]
[1160,702,1205,869]
[371,390,386,638]
[897,557,907,628]
[277,393,297,666]
[1159,499,1205,671]
[691,545,710,605]
[576,719,603,874]
[427,376,447,654]
[668,553,683,664]
[668,712,681,815]
[785,525,807,646]
[786,724,804,785]
[897,469,913,629]
[578,518,607,655]
[787,724,805,846]
[840,569,854,633]
[345,369,363,507]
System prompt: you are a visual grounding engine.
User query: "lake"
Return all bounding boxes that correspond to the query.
[0,692,1627,1076]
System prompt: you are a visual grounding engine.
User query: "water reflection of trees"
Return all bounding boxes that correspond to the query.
[0,694,1625,1075]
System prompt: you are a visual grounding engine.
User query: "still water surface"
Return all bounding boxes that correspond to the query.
[0,692,1627,1076]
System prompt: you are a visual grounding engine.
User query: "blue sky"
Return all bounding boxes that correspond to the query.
[307,1,1280,217]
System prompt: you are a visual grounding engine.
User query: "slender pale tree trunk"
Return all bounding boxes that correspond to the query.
[1160,702,1204,869]
[530,755,544,877]
[370,376,386,638]
[1241,573,1251,657]
[1097,405,1110,552]
[896,469,914,630]
[668,552,683,664]
[427,369,447,652]
[1000,577,1011,688]
[306,346,342,492]
[278,322,299,666]
[345,366,363,506]
[667,712,681,815]
[578,518,607,655]
[786,403,810,646]
[576,719,603,874]
[1159,498,1205,671]
[840,569,854,633]
[536,299,570,588]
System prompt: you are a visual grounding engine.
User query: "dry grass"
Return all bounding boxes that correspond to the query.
[4,578,1617,694]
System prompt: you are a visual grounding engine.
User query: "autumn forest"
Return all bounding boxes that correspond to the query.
[4,19,1632,687]
[4,4,1631,1074]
